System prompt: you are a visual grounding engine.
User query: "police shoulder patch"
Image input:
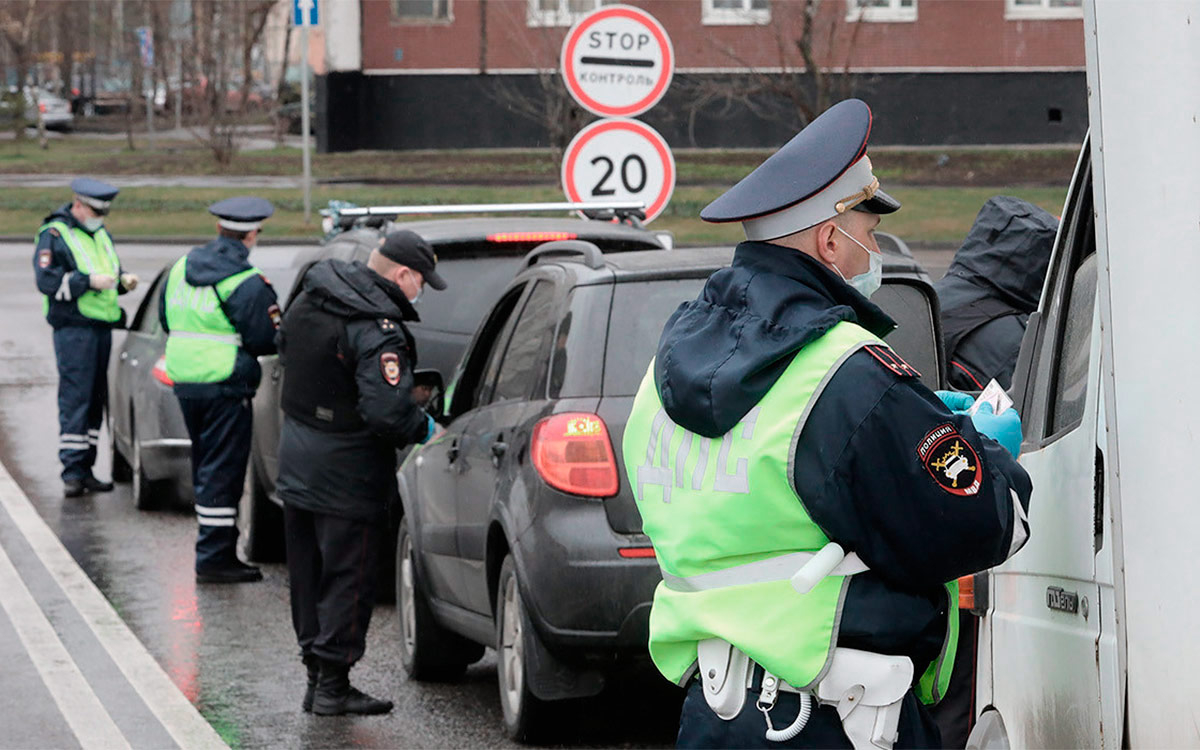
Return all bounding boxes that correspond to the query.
[48,228,60,238]
[864,344,920,378]
[917,423,982,497]
[267,303,281,329]
[37,249,52,269]
[380,352,401,386]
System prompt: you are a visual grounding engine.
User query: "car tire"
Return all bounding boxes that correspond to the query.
[495,554,553,743]
[240,460,285,563]
[130,422,162,511]
[396,517,483,681]
[111,439,133,483]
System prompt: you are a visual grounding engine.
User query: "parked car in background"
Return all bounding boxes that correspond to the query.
[108,247,300,510]
[0,87,74,130]
[240,205,671,561]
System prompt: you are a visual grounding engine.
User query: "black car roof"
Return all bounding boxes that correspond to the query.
[528,232,931,286]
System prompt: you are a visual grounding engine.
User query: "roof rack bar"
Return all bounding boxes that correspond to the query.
[328,201,645,217]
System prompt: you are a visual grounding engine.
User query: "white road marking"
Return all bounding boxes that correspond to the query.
[0,539,130,750]
[0,461,228,750]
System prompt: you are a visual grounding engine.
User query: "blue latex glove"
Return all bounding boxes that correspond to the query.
[970,402,1023,459]
[935,390,975,413]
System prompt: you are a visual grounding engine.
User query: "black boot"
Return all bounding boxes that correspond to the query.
[311,660,393,716]
[64,479,86,498]
[82,476,114,493]
[196,559,263,584]
[302,655,319,712]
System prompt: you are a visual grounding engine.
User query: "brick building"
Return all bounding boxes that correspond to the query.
[318,0,1087,151]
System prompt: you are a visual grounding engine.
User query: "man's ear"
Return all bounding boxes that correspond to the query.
[814,221,839,265]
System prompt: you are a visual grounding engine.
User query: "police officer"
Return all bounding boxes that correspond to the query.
[276,230,444,716]
[34,178,138,497]
[159,197,280,584]
[623,100,1033,749]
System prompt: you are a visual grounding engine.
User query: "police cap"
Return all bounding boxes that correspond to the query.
[379,230,447,290]
[700,99,900,241]
[209,196,275,232]
[71,177,119,215]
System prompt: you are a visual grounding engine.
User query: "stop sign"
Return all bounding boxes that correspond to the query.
[560,5,674,118]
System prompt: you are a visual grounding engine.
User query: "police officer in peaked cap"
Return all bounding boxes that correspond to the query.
[276,228,445,715]
[34,178,139,497]
[159,197,281,583]
[622,99,1034,748]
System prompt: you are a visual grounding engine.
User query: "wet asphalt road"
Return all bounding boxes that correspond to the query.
[0,240,683,750]
[0,239,953,749]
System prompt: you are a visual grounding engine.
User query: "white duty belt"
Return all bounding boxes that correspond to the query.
[684,543,914,750]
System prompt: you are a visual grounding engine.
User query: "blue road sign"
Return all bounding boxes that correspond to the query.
[135,27,154,68]
[294,0,318,26]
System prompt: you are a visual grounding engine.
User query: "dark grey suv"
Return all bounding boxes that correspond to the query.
[395,238,945,741]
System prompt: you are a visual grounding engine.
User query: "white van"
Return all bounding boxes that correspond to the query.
[967,1,1200,747]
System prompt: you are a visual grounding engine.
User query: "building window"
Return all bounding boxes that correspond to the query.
[527,0,613,27]
[702,0,770,26]
[1005,0,1083,20]
[392,0,452,23]
[846,0,917,23]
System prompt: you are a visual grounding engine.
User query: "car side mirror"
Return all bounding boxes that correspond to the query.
[412,368,446,421]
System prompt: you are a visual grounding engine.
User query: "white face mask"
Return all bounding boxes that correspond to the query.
[408,289,421,305]
[832,226,883,299]
[82,216,105,232]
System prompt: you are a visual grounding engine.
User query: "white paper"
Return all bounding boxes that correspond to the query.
[968,379,1014,417]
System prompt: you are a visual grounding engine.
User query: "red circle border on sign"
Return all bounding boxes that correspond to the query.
[562,118,676,223]
[561,5,674,118]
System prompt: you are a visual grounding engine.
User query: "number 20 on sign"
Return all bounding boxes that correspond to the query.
[561,118,676,224]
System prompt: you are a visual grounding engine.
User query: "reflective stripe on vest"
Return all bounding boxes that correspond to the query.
[38,221,121,322]
[659,550,871,593]
[163,256,260,384]
[624,319,958,703]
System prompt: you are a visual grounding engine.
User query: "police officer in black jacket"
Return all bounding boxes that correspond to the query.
[277,229,445,716]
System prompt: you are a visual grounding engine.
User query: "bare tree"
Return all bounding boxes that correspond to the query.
[670,0,867,144]
[0,0,41,140]
[482,14,589,160]
[189,0,278,166]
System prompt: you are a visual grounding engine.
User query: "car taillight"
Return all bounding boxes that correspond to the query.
[487,232,578,243]
[618,547,655,558]
[152,355,174,386]
[530,412,619,498]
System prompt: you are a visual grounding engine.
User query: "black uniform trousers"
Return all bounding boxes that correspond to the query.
[676,677,943,749]
[177,395,252,571]
[53,327,110,482]
[284,504,382,666]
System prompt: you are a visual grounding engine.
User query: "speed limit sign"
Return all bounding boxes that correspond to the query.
[561,118,675,224]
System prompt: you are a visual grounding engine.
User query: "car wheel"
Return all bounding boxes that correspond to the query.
[396,517,483,681]
[239,460,285,562]
[495,554,552,742]
[130,424,160,511]
[111,437,133,483]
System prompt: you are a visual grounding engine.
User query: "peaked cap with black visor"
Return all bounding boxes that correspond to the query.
[700,99,900,240]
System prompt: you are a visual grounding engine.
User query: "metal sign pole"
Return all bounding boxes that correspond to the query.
[298,0,314,224]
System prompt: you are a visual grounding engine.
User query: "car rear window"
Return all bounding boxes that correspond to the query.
[603,278,707,396]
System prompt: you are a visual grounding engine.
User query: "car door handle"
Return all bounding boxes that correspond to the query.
[491,441,508,467]
[270,367,281,381]
[447,438,459,464]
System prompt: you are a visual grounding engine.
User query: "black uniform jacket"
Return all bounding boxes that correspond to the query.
[33,205,133,329]
[654,241,1033,675]
[275,259,430,522]
[158,236,279,398]
[934,196,1057,390]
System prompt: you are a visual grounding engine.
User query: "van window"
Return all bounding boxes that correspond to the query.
[604,278,707,396]
[450,283,525,417]
[1049,253,1097,434]
[490,281,556,404]
[548,285,610,399]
